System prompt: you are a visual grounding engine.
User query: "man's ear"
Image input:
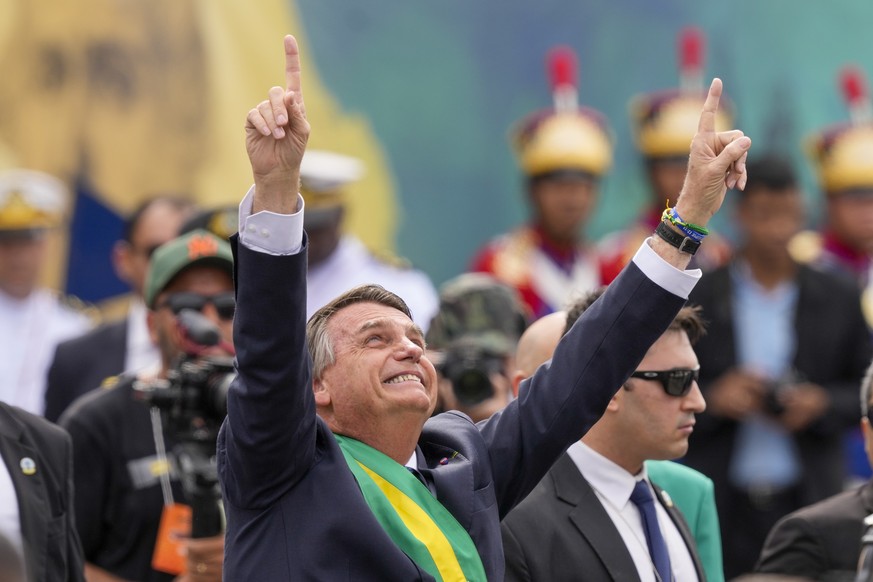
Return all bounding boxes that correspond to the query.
[112,240,134,284]
[605,386,625,413]
[146,309,158,345]
[511,371,524,399]
[313,377,331,407]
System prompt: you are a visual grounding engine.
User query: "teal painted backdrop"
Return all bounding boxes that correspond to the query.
[297,0,873,287]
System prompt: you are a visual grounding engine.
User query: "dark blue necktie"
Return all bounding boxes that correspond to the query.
[630,480,672,582]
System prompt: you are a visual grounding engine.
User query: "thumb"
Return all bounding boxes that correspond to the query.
[713,135,751,169]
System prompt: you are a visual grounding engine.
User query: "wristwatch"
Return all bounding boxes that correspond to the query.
[655,221,701,255]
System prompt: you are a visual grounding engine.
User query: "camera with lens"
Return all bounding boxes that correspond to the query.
[132,308,235,538]
[438,337,506,407]
[761,369,807,417]
[134,355,234,445]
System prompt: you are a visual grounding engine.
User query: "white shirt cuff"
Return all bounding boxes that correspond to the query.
[237,186,305,256]
[631,238,701,299]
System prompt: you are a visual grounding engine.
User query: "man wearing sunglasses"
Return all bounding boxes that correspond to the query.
[503,290,710,582]
[59,229,232,582]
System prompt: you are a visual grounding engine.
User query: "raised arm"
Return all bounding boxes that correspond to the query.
[479,78,752,514]
[219,35,314,510]
[652,78,751,269]
[245,34,310,214]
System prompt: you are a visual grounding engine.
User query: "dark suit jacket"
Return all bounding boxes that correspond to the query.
[684,264,872,506]
[44,319,127,421]
[217,236,687,581]
[502,453,706,582]
[0,402,84,581]
[756,479,873,581]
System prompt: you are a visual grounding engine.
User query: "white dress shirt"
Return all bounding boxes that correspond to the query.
[0,288,92,414]
[567,442,699,582]
[123,299,160,374]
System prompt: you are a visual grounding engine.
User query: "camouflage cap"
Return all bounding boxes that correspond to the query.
[426,273,530,355]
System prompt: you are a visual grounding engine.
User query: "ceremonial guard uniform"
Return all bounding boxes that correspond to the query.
[301,150,439,331]
[0,170,92,415]
[599,28,733,283]
[789,68,873,326]
[470,47,612,318]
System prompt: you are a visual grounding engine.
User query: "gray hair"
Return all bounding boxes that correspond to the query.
[306,284,412,379]
[861,358,873,417]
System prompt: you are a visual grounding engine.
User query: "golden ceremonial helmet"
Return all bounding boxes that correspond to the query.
[511,46,613,179]
[807,67,873,194]
[630,27,733,159]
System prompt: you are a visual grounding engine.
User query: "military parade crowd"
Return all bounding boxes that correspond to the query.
[3,29,873,582]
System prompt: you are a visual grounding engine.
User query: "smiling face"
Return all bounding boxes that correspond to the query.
[609,329,705,473]
[313,301,439,440]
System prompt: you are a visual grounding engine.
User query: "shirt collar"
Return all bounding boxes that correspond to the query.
[567,441,647,510]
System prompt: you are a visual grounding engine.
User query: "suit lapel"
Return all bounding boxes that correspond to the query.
[551,455,641,582]
[654,484,706,581]
[0,404,48,582]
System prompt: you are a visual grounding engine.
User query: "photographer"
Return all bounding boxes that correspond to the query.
[59,230,233,582]
[425,273,530,422]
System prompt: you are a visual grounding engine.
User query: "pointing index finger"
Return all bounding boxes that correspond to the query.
[284,34,302,95]
[697,77,723,134]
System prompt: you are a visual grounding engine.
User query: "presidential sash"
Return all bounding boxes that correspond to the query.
[334,435,486,582]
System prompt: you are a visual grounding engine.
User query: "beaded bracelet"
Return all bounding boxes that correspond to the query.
[661,205,709,242]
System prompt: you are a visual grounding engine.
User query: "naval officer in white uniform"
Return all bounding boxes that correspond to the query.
[300,150,439,331]
[0,170,93,415]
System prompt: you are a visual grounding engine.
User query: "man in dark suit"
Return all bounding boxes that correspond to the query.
[508,298,724,582]
[44,195,195,421]
[218,35,751,580]
[755,359,873,580]
[0,401,84,581]
[683,155,873,578]
[502,295,708,581]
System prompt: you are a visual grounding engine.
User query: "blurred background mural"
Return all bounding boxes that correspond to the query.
[0,0,870,302]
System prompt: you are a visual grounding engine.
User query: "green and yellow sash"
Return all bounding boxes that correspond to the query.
[334,435,486,582]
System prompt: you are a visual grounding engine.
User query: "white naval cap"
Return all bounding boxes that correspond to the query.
[300,150,365,198]
[0,169,69,234]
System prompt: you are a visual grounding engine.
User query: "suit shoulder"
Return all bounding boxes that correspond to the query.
[799,263,862,296]
[780,486,866,526]
[0,402,70,448]
[54,319,126,354]
[59,376,134,428]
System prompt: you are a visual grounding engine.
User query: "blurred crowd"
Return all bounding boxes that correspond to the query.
[2,28,873,582]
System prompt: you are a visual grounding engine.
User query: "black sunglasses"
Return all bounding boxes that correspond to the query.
[629,368,700,397]
[157,292,235,321]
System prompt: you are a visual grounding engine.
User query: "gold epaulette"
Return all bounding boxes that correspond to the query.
[787,230,823,265]
[56,291,102,324]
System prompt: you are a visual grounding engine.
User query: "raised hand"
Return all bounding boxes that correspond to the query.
[675,78,752,226]
[245,35,311,214]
